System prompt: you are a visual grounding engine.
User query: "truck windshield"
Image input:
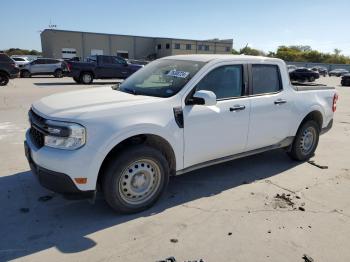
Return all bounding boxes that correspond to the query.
[116,59,206,97]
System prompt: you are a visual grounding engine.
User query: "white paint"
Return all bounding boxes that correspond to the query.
[27,55,336,191]
[91,49,103,56]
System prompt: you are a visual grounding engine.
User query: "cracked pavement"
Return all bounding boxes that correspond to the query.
[0,77,349,262]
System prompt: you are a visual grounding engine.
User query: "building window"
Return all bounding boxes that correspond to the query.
[186,44,191,50]
[166,43,170,49]
[174,43,181,49]
[157,44,162,50]
[198,45,203,51]
[204,45,209,51]
[225,46,231,52]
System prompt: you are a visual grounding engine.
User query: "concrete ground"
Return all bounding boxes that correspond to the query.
[0,76,349,262]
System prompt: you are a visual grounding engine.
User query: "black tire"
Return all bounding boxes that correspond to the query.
[0,72,9,86]
[73,76,81,84]
[102,145,169,213]
[309,76,315,82]
[54,69,63,78]
[288,120,320,161]
[21,70,31,78]
[80,72,93,84]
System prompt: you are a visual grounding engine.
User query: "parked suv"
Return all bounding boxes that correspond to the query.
[11,56,31,68]
[20,58,68,78]
[0,53,20,86]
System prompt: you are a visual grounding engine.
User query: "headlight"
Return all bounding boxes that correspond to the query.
[44,120,86,150]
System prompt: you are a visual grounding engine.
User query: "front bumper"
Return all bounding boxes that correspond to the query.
[24,140,95,199]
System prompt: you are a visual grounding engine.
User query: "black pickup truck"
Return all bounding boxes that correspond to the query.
[0,53,20,86]
[68,55,143,84]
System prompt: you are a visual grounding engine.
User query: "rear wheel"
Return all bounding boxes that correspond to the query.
[21,70,31,78]
[54,69,63,78]
[0,72,9,86]
[102,145,169,213]
[288,120,320,161]
[80,72,93,84]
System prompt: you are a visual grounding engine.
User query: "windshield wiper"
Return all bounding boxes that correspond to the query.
[122,87,138,95]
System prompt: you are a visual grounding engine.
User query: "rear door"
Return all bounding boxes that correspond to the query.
[29,59,46,73]
[96,56,122,78]
[183,63,251,168]
[246,64,294,150]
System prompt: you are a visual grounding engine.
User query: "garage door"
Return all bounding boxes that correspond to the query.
[91,49,104,55]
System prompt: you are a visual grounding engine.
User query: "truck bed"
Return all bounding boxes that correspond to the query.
[291,81,335,91]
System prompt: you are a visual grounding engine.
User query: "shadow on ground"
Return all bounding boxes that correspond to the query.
[0,149,300,261]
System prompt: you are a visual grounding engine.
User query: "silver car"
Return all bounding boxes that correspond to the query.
[20,58,67,78]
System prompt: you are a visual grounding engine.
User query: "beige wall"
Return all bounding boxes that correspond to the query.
[134,37,156,60]
[41,30,84,59]
[155,38,172,58]
[40,30,232,59]
[83,33,110,57]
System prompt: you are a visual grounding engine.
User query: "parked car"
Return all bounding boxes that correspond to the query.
[68,55,143,84]
[289,67,320,82]
[341,74,350,86]
[11,56,31,68]
[310,66,328,77]
[20,58,68,78]
[287,65,297,72]
[25,55,337,213]
[329,69,349,77]
[0,53,20,86]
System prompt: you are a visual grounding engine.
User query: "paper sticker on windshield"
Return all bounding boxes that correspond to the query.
[167,70,190,78]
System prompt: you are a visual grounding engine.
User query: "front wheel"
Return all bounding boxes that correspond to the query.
[54,69,63,78]
[288,120,320,161]
[309,76,315,82]
[0,72,9,86]
[102,145,169,213]
[21,70,31,78]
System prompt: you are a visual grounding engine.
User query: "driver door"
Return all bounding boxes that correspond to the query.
[183,64,251,168]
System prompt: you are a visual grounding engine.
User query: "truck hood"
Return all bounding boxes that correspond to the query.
[32,86,161,119]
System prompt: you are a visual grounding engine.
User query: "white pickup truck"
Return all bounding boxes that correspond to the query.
[24,55,338,213]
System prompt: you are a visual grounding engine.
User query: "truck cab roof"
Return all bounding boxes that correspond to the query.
[162,54,283,64]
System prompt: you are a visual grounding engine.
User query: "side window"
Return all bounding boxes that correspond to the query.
[196,65,243,100]
[35,59,45,64]
[252,65,281,95]
[114,57,127,65]
[101,56,114,64]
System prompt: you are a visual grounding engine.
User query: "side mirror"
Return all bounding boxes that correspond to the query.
[188,90,217,106]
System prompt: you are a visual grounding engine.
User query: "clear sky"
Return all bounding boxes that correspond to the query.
[1,0,350,55]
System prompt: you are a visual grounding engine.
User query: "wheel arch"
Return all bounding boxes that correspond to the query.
[80,70,95,78]
[296,110,323,134]
[97,133,177,189]
[0,70,10,77]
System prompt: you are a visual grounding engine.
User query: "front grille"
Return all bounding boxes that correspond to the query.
[29,109,46,148]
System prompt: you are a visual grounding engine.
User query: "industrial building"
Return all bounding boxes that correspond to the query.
[40,29,233,60]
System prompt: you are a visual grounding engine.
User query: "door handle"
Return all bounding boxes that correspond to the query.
[274,99,287,105]
[230,105,246,112]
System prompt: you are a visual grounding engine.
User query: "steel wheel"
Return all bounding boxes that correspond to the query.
[300,127,316,155]
[118,159,161,205]
[82,73,92,84]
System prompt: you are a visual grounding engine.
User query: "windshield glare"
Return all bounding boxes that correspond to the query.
[117,59,206,97]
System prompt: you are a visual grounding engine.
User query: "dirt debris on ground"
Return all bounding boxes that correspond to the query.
[302,254,314,262]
